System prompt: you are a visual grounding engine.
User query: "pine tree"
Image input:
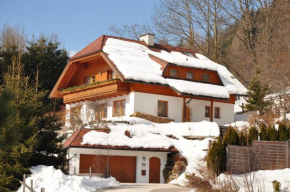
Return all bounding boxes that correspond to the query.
[247,126,258,146]
[259,124,269,140]
[267,124,277,141]
[278,123,289,141]
[245,72,269,115]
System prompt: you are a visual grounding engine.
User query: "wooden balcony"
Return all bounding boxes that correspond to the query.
[61,80,130,103]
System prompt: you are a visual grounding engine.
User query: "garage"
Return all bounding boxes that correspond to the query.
[79,154,136,183]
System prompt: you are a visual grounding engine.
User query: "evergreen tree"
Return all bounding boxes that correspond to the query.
[247,126,258,146]
[23,34,69,93]
[245,73,269,115]
[0,56,67,191]
[278,123,289,141]
[207,137,225,175]
[259,124,269,140]
[0,57,39,191]
[239,131,247,146]
[223,126,240,147]
[267,124,277,141]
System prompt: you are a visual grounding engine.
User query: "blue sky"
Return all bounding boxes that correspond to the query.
[0,0,157,56]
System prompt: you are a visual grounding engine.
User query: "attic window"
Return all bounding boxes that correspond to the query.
[202,73,210,82]
[186,71,193,79]
[185,52,194,57]
[170,69,178,77]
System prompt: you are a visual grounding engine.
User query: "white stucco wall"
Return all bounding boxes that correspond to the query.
[187,99,234,126]
[65,92,234,126]
[213,102,235,125]
[68,148,168,183]
[133,92,183,122]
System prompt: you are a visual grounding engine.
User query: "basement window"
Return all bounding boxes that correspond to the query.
[158,100,168,117]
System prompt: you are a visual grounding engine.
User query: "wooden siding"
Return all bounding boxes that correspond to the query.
[74,59,112,86]
[163,65,223,85]
[62,80,130,103]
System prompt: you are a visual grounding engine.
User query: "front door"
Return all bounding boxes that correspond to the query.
[186,106,191,122]
[149,157,160,183]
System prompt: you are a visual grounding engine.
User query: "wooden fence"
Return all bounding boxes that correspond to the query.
[226,140,290,174]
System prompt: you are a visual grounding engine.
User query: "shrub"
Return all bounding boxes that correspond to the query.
[278,123,289,141]
[267,124,277,141]
[207,137,225,175]
[272,180,281,192]
[223,127,240,147]
[259,124,268,140]
[247,126,258,146]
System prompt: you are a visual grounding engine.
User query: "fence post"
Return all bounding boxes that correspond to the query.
[41,188,45,192]
[89,167,92,178]
[286,140,290,168]
[226,146,230,173]
[31,179,33,191]
[23,174,26,192]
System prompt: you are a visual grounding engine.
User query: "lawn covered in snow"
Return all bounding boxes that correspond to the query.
[215,169,290,192]
[18,165,119,192]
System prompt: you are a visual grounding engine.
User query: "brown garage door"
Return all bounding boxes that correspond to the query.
[79,154,136,183]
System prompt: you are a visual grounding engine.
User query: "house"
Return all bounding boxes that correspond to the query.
[50,34,247,183]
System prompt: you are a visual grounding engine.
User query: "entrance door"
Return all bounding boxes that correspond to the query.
[149,157,160,183]
[186,106,191,122]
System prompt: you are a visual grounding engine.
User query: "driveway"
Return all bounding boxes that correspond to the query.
[98,183,188,192]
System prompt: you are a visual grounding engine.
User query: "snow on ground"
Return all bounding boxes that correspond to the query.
[215,169,290,192]
[103,38,247,98]
[224,121,250,131]
[105,116,153,125]
[18,165,119,192]
[82,121,219,149]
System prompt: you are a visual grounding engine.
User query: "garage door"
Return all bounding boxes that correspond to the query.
[79,154,136,183]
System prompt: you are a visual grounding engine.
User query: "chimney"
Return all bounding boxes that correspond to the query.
[140,33,155,46]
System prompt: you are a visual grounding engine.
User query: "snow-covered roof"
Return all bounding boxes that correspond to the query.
[103,38,247,98]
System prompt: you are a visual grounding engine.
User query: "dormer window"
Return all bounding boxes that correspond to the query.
[202,73,210,82]
[86,75,95,84]
[170,69,178,77]
[186,71,193,79]
[184,52,194,57]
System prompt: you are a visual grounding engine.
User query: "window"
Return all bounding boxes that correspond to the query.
[184,52,194,57]
[214,107,220,119]
[205,106,210,117]
[170,69,178,77]
[158,100,168,117]
[202,73,210,82]
[86,75,95,84]
[186,71,193,79]
[113,100,125,116]
[95,104,107,119]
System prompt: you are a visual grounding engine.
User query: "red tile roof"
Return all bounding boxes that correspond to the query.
[63,128,178,152]
[70,35,196,61]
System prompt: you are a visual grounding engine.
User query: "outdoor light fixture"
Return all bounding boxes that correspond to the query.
[143,156,146,161]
